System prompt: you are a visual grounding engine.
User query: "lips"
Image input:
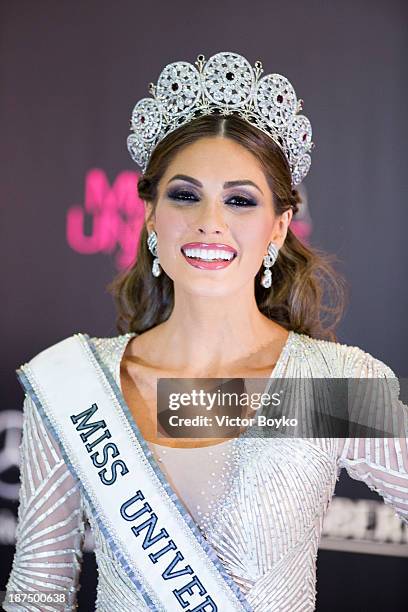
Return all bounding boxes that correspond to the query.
[180,242,237,270]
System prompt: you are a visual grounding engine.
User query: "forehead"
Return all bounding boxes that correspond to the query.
[161,136,267,185]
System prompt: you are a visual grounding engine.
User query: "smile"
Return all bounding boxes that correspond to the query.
[181,243,237,270]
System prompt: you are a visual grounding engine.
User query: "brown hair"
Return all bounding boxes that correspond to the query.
[107,113,347,341]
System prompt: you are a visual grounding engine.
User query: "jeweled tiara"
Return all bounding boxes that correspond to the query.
[127,51,314,187]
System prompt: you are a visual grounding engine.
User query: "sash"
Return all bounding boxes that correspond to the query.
[16,333,253,612]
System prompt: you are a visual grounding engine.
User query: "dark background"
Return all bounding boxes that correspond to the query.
[1,1,407,610]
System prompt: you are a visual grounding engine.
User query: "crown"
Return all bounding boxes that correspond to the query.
[127,51,314,187]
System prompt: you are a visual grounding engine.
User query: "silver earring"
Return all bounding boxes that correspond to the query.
[261,242,279,288]
[147,230,162,277]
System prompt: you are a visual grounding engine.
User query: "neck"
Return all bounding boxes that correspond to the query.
[153,283,287,373]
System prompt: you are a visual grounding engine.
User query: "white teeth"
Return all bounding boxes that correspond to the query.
[183,247,235,261]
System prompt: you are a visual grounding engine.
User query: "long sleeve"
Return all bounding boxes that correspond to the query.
[3,394,86,611]
[337,347,408,525]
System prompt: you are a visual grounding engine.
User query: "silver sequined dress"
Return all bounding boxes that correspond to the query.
[4,331,408,611]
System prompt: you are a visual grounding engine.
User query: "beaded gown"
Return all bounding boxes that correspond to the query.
[4,331,408,611]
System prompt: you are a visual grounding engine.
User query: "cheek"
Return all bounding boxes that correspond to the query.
[154,209,188,260]
[237,218,272,257]
[234,219,275,276]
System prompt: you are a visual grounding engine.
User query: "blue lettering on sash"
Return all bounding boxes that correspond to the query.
[70,406,220,610]
[70,403,129,485]
[174,576,206,605]
[149,539,177,563]
[120,490,218,611]
[70,403,106,441]
[162,551,193,580]
[132,514,169,549]
[90,442,119,468]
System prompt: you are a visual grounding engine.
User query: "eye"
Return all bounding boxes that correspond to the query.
[226,195,258,208]
[167,189,199,203]
[166,189,258,208]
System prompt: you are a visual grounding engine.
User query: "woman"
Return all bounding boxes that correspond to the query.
[4,52,408,612]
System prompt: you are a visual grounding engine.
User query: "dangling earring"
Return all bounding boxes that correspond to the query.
[260,241,279,288]
[147,230,162,277]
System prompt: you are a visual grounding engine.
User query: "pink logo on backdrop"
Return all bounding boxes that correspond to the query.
[66,169,144,270]
[66,169,312,271]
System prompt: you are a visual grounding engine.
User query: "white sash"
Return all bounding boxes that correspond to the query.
[16,333,253,612]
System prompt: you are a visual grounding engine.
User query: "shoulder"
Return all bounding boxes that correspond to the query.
[90,332,135,354]
[291,331,398,380]
[18,331,135,416]
[18,332,135,395]
[20,331,134,364]
[89,332,136,373]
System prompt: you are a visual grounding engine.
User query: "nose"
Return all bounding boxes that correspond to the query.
[193,199,228,235]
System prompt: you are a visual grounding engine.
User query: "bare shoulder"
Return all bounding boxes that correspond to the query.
[124,325,160,355]
[122,324,168,368]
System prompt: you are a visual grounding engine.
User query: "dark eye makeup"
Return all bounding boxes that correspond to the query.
[166,188,258,208]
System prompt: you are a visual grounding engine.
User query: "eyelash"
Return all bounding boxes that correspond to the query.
[166,189,258,208]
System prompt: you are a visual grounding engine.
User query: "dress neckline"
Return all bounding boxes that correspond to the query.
[114,328,298,450]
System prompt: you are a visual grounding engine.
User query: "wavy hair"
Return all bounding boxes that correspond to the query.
[107,113,347,341]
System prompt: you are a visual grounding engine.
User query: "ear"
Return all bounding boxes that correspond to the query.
[144,201,155,234]
[270,208,293,249]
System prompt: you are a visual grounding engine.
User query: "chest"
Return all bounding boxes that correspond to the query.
[120,359,278,444]
[203,438,338,563]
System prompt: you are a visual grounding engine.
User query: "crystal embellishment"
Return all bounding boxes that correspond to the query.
[261,242,279,288]
[202,53,255,107]
[127,51,314,187]
[147,231,162,277]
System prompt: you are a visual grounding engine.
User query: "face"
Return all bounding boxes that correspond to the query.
[144,136,292,297]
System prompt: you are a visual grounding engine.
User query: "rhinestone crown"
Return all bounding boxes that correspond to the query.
[127,51,314,187]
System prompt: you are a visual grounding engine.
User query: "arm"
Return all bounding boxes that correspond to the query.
[3,395,86,611]
[337,348,408,525]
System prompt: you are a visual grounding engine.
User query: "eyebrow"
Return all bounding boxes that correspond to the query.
[166,174,264,195]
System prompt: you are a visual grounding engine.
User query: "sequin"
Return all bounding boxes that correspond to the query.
[4,332,408,611]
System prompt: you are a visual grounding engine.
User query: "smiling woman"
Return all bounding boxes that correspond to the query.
[5,51,408,612]
[108,112,347,341]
